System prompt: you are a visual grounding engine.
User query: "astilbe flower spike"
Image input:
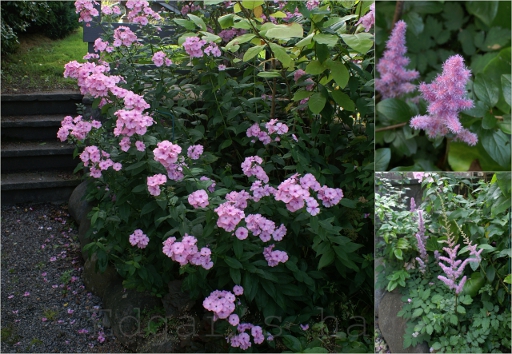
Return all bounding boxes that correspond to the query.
[375,20,419,99]
[414,210,428,273]
[410,55,477,145]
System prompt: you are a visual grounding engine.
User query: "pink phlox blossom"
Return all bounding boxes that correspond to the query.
[58,115,100,142]
[355,3,374,32]
[263,244,288,267]
[125,0,161,24]
[129,229,150,249]
[410,55,476,145]
[306,0,320,11]
[250,180,276,202]
[181,2,201,16]
[162,234,213,269]
[214,202,245,232]
[229,332,252,350]
[241,156,269,183]
[225,190,251,209]
[113,109,154,137]
[153,140,182,168]
[234,227,249,240]
[375,20,419,99]
[204,42,222,57]
[203,290,236,320]
[147,173,167,196]
[317,185,343,207]
[228,314,240,326]
[93,38,109,52]
[75,0,100,24]
[188,190,209,208]
[187,145,204,160]
[123,91,150,111]
[183,36,207,58]
[412,172,435,183]
[233,285,244,296]
[245,214,276,242]
[152,51,172,67]
[218,64,227,71]
[165,158,186,181]
[200,176,216,192]
[272,224,287,241]
[274,174,311,212]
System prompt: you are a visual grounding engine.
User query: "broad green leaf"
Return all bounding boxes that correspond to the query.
[306,60,326,75]
[462,272,486,297]
[456,305,466,314]
[308,92,327,114]
[466,1,499,26]
[331,90,355,111]
[340,33,374,54]
[501,74,511,106]
[265,22,303,39]
[482,112,498,129]
[318,249,335,270]
[450,314,458,325]
[448,141,482,171]
[293,90,313,101]
[187,14,206,31]
[403,12,424,36]
[241,0,264,9]
[394,249,403,260]
[295,32,315,48]
[269,42,292,68]
[412,308,423,318]
[218,13,234,28]
[480,129,511,168]
[377,98,412,124]
[313,33,339,47]
[282,335,302,352]
[242,44,265,60]
[174,19,196,30]
[481,27,511,52]
[504,274,512,284]
[325,60,349,88]
[226,33,257,52]
[375,148,391,171]
[474,73,500,107]
[224,257,243,269]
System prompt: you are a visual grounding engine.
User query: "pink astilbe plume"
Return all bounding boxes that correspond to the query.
[375,20,419,98]
[355,2,374,32]
[414,210,428,273]
[410,55,477,145]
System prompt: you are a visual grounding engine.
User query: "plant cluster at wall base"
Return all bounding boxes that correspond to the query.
[374,1,511,171]
[61,0,375,351]
[376,172,511,353]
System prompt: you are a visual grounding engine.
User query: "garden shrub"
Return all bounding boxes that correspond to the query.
[60,0,375,351]
[376,172,511,353]
[374,1,511,171]
[28,1,81,40]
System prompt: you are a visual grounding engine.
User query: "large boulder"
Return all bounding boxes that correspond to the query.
[82,253,122,298]
[68,180,92,225]
[378,290,429,353]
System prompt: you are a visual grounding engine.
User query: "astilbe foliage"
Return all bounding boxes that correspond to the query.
[375,20,419,99]
[410,55,477,146]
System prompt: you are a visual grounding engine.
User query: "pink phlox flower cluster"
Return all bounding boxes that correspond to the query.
[375,20,419,99]
[135,140,146,152]
[101,4,121,16]
[162,234,213,269]
[125,0,161,25]
[203,290,236,320]
[218,28,246,43]
[218,64,227,71]
[412,172,435,183]
[263,244,288,267]
[229,332,251,350]
[152,51,172,67]
[64,61,124,98]
[226,190,251,209]
[188,190,209,208]
[187,145,204,160]
[355,2,374,32]
[228,323,266,349]
[283,7,302,22]
[437,238,482,294]
[317,185,343,207]
[204,42,222,57]
[410,55,476,145]
[233,285,244,296]
[122,91,150,111]
[181,2,201,16]
[57,115,101,142]
[113,26,140,47]
[250,180,276,202]
[83,53,100,60]
[93,38,113,53]
[274,174,311,212]
[200,176,216,192]
[147,173,167,196]
[234,227,249,240]
[241,156,269,183]
[75,0,99,24]
[113,109,154,137]
[245,214,276,242]
[228,314,240,326]
[165,158,187,181]
[129,229,149,249]
[306,0,320,10]
[153,140,182,167]
[183,37,207,58]
[80,146,120,178]
[215,202,245,232]
[273,1,287,10]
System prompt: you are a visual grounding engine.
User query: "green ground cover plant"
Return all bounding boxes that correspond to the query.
[0,27,87,93]
[375,1,511,171]
[376,172,511,353]
[59,1,375,351]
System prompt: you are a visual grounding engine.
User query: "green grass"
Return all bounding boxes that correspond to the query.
[1,27,87,93]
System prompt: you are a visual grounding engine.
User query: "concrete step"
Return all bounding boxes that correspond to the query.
[1,170,82,205]
[1,92,83,116]
[1,140,78,172]
[2,114,66,140]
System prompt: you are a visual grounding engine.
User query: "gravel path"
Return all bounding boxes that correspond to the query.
[1,202,127,353]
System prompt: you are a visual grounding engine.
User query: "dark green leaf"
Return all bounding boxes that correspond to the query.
[375,148,391,171]
[474,73,500,107]
[308,92,327,114]
[331,90,355,111]
[466,1,499,26]
[480,129,511,168]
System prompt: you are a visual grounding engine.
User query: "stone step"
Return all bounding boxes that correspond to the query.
[1,114,67,140]
[1,140,78,172]
[1,92,83,116]
[1,170,82,205]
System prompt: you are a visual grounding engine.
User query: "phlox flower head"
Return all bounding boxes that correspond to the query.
[153,140,182,168]
[234,227,249,240]
[147,174,167,196]
[183,36,207,58]
[241,156,269,183]
[226,190,251,210]
[317,186,343,207]
[245,214,276,242]
[214,202,245,232]
[355,2,374,32]
[306,0,320,10]
[75,0,100,24]
[152,51,172,67]
[204,42,222,57]
[274,174,310,212]
[113,26,139,47]
[113,109,154,137]
[263,244,288,267]
[162,234,213,269]
[410,55,477,145]
[203,290,237,320]
[125,0,161,24]
[187,145,204,160]
[188,190,209,209]
[129,229,149,249]
[233,285,244,296]
[375,20,419,99]
[200,176,216,192]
